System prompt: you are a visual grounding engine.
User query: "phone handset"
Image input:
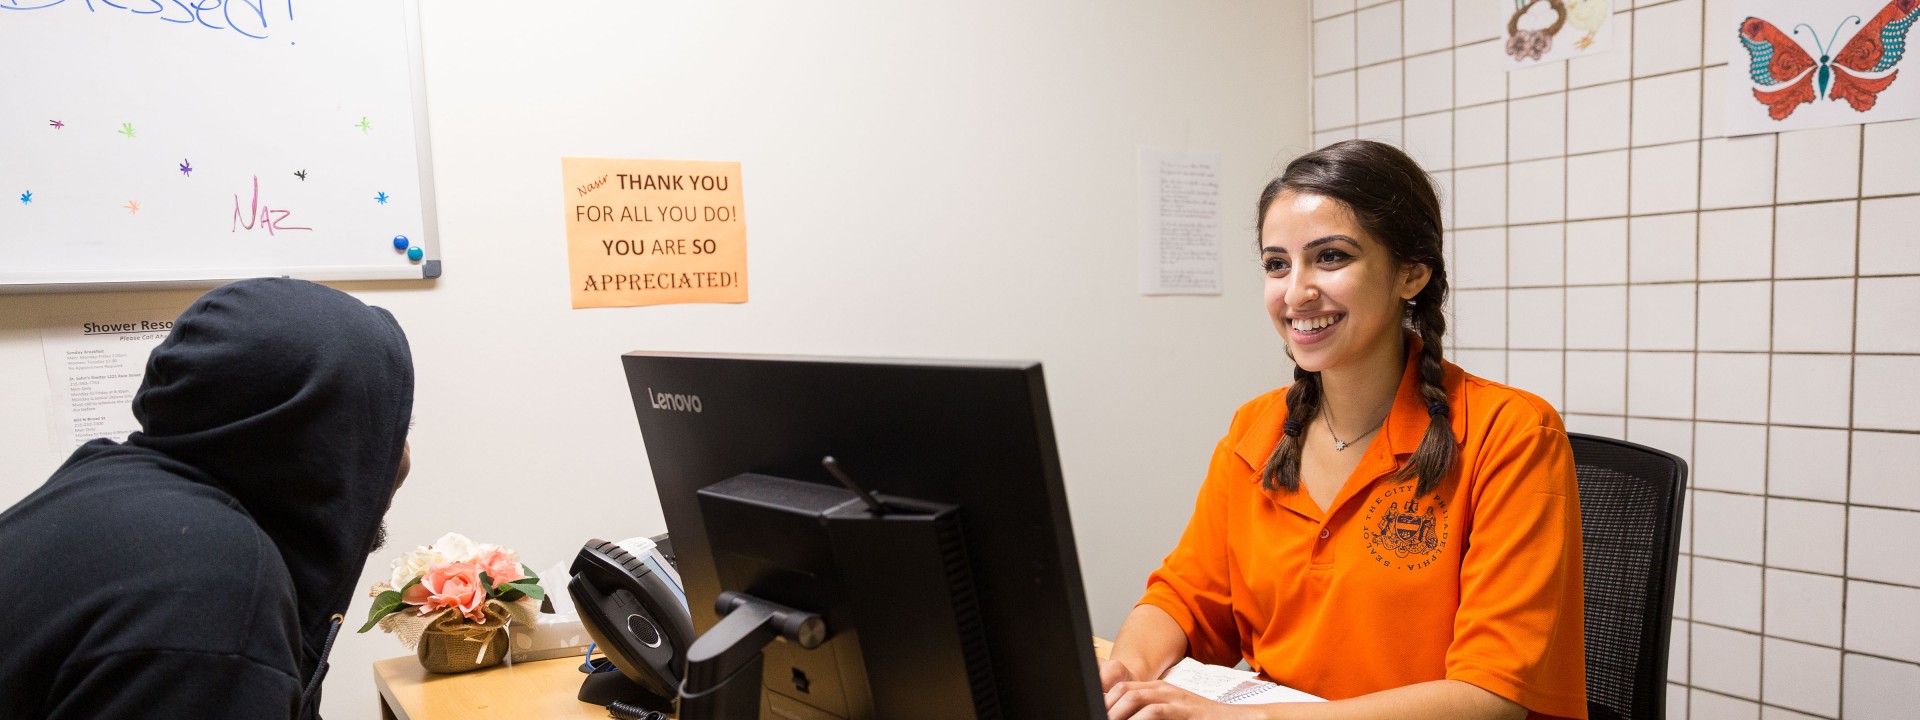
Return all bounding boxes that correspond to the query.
[568,536,695,706]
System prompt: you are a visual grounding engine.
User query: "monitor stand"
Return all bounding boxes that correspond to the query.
[680,470,998,719]
[679,591,826,719]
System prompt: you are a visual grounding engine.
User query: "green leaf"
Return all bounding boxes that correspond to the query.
[521,566,539,584]
[503,581,545,602]
[480,571,495,597]
[359,590,405,633]
[497,587,526,602]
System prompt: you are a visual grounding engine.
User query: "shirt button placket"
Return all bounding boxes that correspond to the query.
[1312,524,1335,565]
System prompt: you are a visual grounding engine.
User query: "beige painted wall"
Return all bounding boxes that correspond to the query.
[0,1,1313,715]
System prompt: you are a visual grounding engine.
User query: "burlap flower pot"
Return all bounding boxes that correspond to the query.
[379,596,541,674]
[416,607,511,673]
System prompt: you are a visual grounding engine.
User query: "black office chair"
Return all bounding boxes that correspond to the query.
[1568,433,1688,720]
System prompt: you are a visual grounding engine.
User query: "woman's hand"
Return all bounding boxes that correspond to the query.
[1098,658,1139,691]
[1105,680,1263,720]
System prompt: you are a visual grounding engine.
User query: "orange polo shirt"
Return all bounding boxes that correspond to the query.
[1139,337,1587,719]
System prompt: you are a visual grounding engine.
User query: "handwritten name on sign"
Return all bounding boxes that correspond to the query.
[562,157,746,309]
[4,0,297,42]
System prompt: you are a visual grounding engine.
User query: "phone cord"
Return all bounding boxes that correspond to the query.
[604,700,666,720]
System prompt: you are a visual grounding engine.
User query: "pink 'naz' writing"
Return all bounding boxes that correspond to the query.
[231,175,311,235]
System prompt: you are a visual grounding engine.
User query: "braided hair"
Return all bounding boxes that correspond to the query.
[1257,140,1455,497]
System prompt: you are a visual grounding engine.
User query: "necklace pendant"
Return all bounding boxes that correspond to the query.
[1333,440,1349,451]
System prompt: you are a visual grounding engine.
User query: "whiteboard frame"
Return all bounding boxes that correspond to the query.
[0,0,443,294]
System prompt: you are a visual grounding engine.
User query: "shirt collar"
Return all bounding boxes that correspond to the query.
[1236,331,1468,473]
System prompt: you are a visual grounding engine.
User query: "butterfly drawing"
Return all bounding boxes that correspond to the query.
[1739,0,1919,120]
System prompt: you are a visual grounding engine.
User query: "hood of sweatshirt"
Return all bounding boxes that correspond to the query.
[118,278,414,675]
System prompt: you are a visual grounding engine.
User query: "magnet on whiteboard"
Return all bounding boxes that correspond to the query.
[407,247,424,262]
[393,235,410,251]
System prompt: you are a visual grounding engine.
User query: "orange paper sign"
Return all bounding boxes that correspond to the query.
[562,157,747,308]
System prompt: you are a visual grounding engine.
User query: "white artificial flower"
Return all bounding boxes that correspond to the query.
[389,547,437,588]
[428,532,479,564]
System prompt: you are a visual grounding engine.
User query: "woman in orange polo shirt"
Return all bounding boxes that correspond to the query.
[1102,140,1585,720]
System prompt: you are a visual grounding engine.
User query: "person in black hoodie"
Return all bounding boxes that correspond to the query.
[0,278,414,720]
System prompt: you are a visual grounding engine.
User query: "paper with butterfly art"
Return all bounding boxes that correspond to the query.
[1501,0,1616,69]
[1727,0,1920,136]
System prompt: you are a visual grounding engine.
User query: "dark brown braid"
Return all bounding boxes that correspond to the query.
[1256,139,1456,496]
[1398,273,1455,496]
[1262,361,1321,493]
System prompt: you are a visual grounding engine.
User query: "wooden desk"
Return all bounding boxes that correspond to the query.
[376,639,1114,719]
[374,655,608,720]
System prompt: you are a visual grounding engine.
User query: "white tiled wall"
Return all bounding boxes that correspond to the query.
[1310,0,1920,716]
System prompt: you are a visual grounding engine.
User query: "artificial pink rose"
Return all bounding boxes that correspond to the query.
[474,547,524,585]
[401,581,432,606]
[415,562,489,622]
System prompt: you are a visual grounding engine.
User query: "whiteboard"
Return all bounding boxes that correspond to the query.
[0,0,441,291]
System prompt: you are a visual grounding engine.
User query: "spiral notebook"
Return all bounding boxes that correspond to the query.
[1161,658,1326,705]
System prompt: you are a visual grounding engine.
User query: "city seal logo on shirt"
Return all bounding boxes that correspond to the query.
[1361,484,1449,571]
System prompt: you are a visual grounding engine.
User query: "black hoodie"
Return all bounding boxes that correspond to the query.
[0,279,413,720]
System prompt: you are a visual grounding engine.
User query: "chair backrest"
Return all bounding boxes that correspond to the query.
[1567,432,1688,720]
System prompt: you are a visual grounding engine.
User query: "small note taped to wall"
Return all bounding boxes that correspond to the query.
[1138,147,1222,295]
[561,158,747,308]
[41,311,178,451]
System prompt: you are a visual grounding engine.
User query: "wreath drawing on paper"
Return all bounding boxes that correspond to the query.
[1507,0,1612,62]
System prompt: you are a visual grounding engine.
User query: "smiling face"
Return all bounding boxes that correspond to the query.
[1260,190,1430,374]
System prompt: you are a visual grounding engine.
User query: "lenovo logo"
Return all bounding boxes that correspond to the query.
[648,387,703,413]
